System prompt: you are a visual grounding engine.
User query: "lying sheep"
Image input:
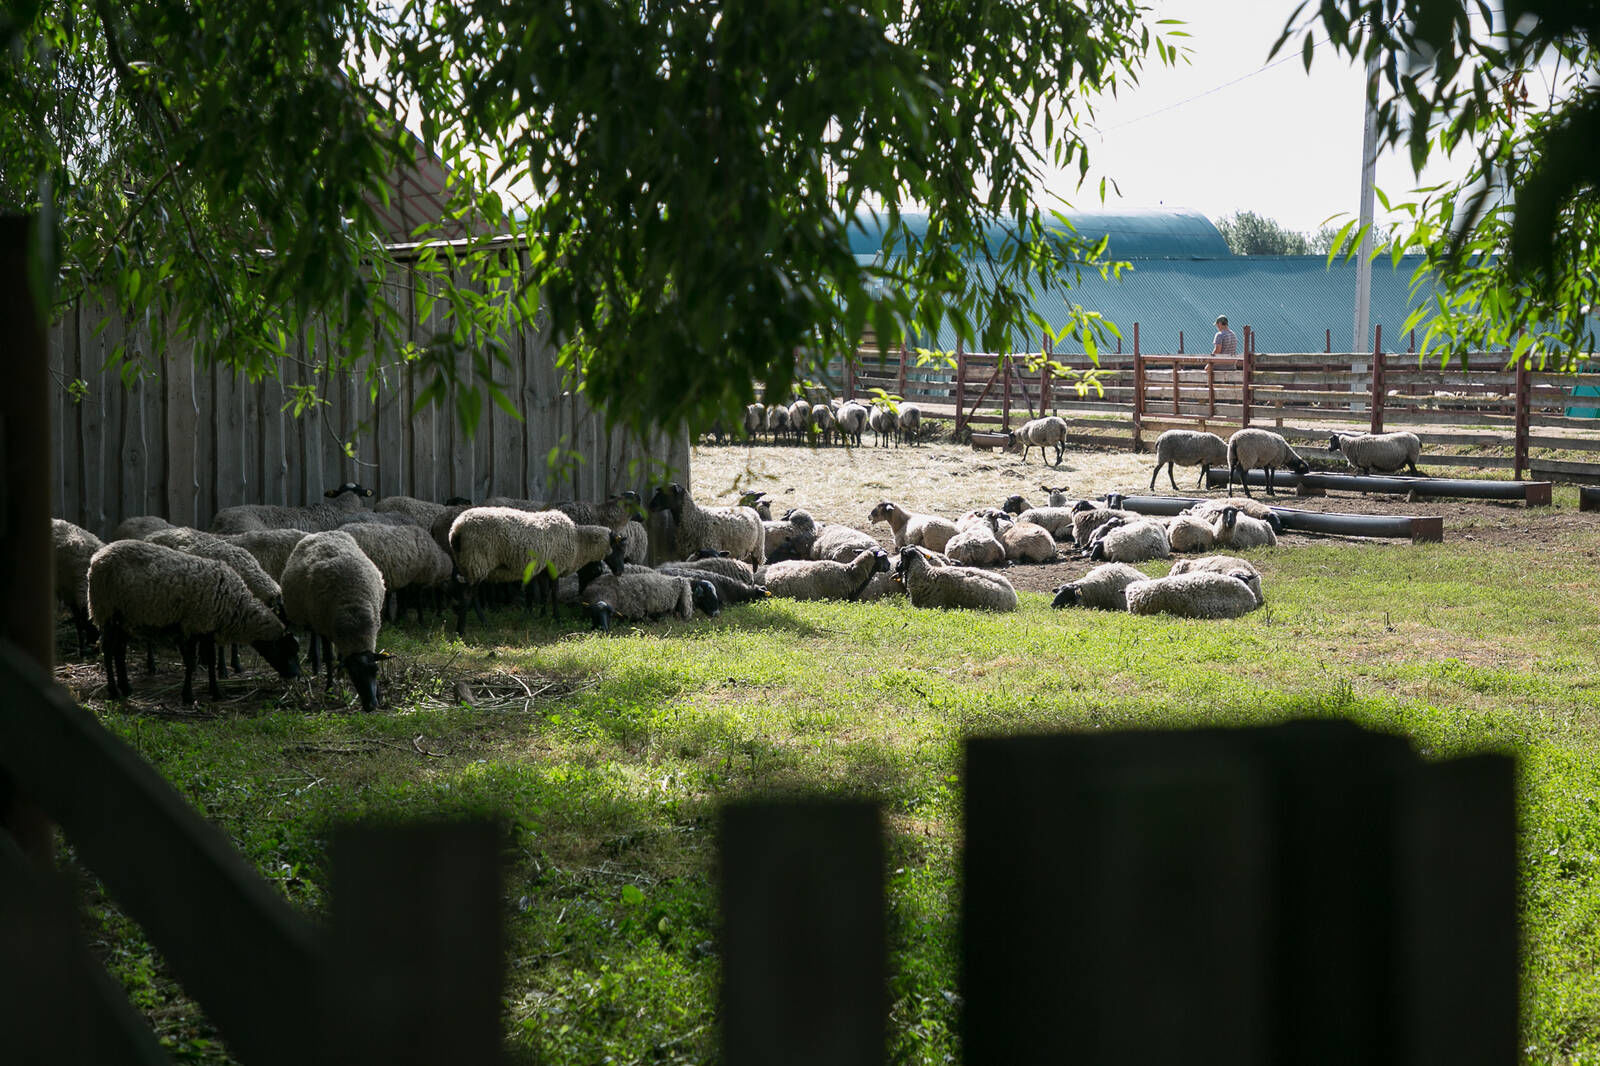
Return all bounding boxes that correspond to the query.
[655,562,770,606]
[869,501,957,553]
[281,530,389,712]
[894,546,1018,611]
[1000,520,1058,564]
[836,402,869,446]
[759,548,889,601]
[1226,429,1310,497]
[88,540,301,704]
[54,519,105,658]
[649,483,765,567]
[676,554,758,584]
[764,508,820,563]
[1149,429,1229,491]
[943,524,1006,568]
[1170,555,1265,604]
[810,523,882,562]
[1071,503,1137,549]
[1125,570,1263,619]
[1012,505,1078,541]
[1165,514,1217,554]
[869,405,900,448]
[581,570,720,630]
[1329,431,1423,475]
[210,482,374,533]
[1008,416,1069,466]
[1209,506,1278,550]
[1052,562,1147,610]
[1086,519,1171,563]
[1181,497,1282,530]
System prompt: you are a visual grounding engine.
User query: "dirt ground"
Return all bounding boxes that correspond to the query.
[693,437,1600,594]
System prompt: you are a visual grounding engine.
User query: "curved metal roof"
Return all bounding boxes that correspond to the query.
[845,207,1231,259]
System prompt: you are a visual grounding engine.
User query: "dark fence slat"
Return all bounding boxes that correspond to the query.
[0,641,321,1064]
[721,801,884,1066]
[325,822,504,1066]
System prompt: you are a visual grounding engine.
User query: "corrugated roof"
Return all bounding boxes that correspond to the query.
[871,254,1437,355]
[846,207,1231,259]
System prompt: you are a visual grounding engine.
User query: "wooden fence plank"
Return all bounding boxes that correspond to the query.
[164,338,198,527]
[721,801,883,1066]
[0,642,321,1065]
[191,351,215,525]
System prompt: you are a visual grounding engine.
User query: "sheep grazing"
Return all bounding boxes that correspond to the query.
[894,546,1018,611]
[110,515,172,541]
[1086,518,1172,564]
[788,400,812,441]
[340,522,456,623]
[766,404,792,444]
[1226,429,1309,497]
[836,402,869,446]
[88,540,300,704]
[810,523,882,563]
[1124,570,1263,619]
[1008,416,1069,466]
[1165,514,1217,554]
[448,506,582,630]
[743,403,766,441]
[649,483,765,567]
[280,530,388,711]
[869,501,957,553]
[1209,506,1278,550]
[759,548,890,601]
[53,519,105,658]
[868,405,901,448]
[217,529,309,582]
[1329,431,1423,476]
[1149,429,1229,491]
[210,482,375,534]
[1052,562,1147,610]
[898,403,923,446]
[811,403,836,445]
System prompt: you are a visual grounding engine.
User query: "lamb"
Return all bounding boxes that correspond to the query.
[1124,570,1263,619]
[339,522,456,623]
[1071,504,1137,549]
[869,501,957,553]
[894,546,1018,611]
[836,402,869,446]
[1041,485,1072,507]
[1051,562,1147,610]
[88,540,300,704]
[766,404,792,443]
[217,529,309,581]
[1164,514,1217,554]
[1209,506,1278,550]
[898,403,922,446]
[868,405,900,448]
[1007,416,1069,466]
[811,403,836,445]
[53,519,105,658]
[1000,520,1058,564]
[580,570,720,629]
[1329,431,1423,475]
[759,548,890,601]
[280,530,389,712]
[110,515,172,541]
[648,483,765,567]
[1149,429,1229,491]
[743,403,766,440]
[1086,519,1171,564]
[209,482,375,533]
[448,506,581,630]
[810,523,883,563]
[944,525,1005,567]
[1226,429,1310,497]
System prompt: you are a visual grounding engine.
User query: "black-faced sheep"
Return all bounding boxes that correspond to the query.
[209,482,374,534]
[1149,429,1229,491]
[280,530,389,712]
[1226,429,1309,497]
[1124,570,1262,619]
[1051,562,1147,610]
[894,546,1018,611]
[759,548,890,601]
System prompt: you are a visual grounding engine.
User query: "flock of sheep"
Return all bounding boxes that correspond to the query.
[50,416,1425,712]
[714,397,925,447]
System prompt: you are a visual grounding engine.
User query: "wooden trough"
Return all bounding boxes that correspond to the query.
[1204,469,1553,507]
[1105,494,1444,544]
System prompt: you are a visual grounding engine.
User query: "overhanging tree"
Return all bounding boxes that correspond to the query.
[0,0,1182,439]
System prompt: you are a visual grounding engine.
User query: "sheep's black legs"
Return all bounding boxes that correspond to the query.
[103,625,127,699]
[202,635,223,699]
[1264,466,1278,497]
[145,641,157,674]
[178,635,199,705]
[1167,464,1181,492]
[1197,465,1209,490]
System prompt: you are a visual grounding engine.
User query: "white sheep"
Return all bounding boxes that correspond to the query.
[869,405,900,448]
[281,530,389,711]
[898,403,923,446]
[448,506,581,630]
[1226,429,1310,497]
[340,522,457,623]
[743,403,766,441]
[1086,519,1171,564]
[1209,506,1278,550]
[209,482,374,533]
[1329,431,1423,475]
[581,570,721,631]
[654,562,771,607]
[53,518,105,658]
[1149,430,1229,491]
[788,400,812,440]
[894,546,1018,611]
[764,508,820,562]
[836,402,869,446]
[766,404,792,443]
[110,515,172,541]
[648,483,765,566]
[1008,416,1069,466]
[1000,520,1058,564]
[1164,514,1217,554]
[1051,562,1147,610]
[811,403,836,445]
[88,540,301,704]
[1124,570,1262,619]
[944,524,1005,567]
[621,520,649,565]
[1170,555,1265,604]
[810,523,883,562]
[869,501,957,553]
[1071,504,1137,549]
[759,548,890,601]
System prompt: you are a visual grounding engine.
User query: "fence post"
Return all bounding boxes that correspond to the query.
[1370,324,1385,435]
[1171,358,1181,416]
[954,339,966,435]
[1132,324,1144,450]
[1240,329,1253,429]
[1001,353,1012,431]
[897,342,907,398]
[844,352,855,402]
[1326,328,1332,354]
[0,215,55,866]
[1040,334,1053,416]
[1514,353,1530,481]
[1179,330,1184,354]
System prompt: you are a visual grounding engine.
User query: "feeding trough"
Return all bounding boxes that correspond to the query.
[1204,469,1552,506]
[1104,494,1443,544]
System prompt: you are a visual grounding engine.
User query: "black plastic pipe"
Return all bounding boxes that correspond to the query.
[1203,468,1548,503]
[1103,494,1442,542]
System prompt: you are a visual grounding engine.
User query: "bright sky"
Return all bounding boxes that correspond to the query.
[1042,0,1473,237]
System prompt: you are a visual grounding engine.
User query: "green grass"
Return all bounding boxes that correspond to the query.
[72,527,1600,1064]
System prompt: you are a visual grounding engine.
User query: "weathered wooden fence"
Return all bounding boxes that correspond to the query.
[49,251,689,539]
[828,325,1600,481]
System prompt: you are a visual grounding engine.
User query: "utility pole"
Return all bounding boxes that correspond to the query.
[1352,35,1380,357]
